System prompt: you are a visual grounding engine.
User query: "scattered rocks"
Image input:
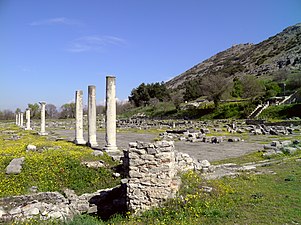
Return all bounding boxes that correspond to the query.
[262,140,300,156]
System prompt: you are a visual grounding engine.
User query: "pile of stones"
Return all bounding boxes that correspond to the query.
[262,140,300,157]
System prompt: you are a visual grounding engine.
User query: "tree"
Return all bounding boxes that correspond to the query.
[201,74,232,108]
[28,103,40,118]
[263,81,282,98]
[0,110,14,120]
[287,72,301,91]
[183,79,203,102]
[116,101,133,115]
[129,82,170,107]
[231,77,243,98]
[240,75,265,98]
[59,103,75,118]
[45,104,58,118]
[15,108,21,114]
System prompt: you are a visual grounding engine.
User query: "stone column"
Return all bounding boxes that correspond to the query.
[15,114,18,125]
[25,108,32,130]
[39,102,48,135]
[74,90,86,145]
[87,85,98,147]
[17,112,21,126]
[104,76,118,152]
[20,112,24,128]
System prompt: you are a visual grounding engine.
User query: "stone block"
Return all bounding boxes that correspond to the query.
[129,171,143,178]
[6,157,25,174]
[140,154,155,161]
[26,144,37,152]
[146,147,157,155]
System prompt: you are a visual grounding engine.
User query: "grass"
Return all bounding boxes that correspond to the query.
[259,103,301,120]
[62,154,301,225]
[0,123,120,198]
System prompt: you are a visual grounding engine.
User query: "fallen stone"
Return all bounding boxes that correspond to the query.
[6,157,25,174]
[0,207,7,217]
[199,160,210,167]
[26,144,37,152]
[81,161,105,169]
[91,150,104,156]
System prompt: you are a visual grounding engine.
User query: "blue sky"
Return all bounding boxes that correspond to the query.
[1,0,301,111]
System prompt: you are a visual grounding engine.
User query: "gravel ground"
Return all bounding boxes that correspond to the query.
[53,129,263,162]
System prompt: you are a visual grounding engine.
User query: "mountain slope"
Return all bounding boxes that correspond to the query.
[166,23,301,90]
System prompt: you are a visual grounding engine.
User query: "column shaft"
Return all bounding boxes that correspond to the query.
[20,112,24,127]
[87,85,98,147]
[104,76,118,151]
[74,90,86,144]
[39,102,48,135]
[25,109,32,130]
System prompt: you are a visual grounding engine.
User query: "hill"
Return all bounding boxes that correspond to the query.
[166,23,301,90]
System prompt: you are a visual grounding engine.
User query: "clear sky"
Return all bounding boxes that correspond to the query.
[1,0,301,111]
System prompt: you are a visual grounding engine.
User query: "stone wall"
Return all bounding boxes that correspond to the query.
[125,140,203,213]
[0,185,126,223]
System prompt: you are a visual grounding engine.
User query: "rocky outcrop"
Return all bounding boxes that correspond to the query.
[166,23,301,90]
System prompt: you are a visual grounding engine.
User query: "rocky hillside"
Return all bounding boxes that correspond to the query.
[166,23,301,90]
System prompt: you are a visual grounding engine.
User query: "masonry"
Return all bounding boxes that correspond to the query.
[124,140,202,213]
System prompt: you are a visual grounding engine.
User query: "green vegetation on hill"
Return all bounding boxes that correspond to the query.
[259,103,301,120]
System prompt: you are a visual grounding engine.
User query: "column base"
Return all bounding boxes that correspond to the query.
[25,128,32,130]
[103,146,122,161]
[74,139,87,145]
[103,145,118,151]
[87,142,99,148]
[38,132,48,136]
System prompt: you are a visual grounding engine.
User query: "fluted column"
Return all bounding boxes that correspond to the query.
[39,102,48,135]
[104,76,118,152]
[74,90,86,145]
[15,114,18,125]
[87,85,98,147]
[25,108,32,130]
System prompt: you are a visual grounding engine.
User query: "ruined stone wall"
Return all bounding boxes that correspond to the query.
[1,140,206,222]
[125,140,200,213]
[0,185,126,223]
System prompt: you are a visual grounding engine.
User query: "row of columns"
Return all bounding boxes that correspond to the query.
[74,76,118,152]
[15,102,47,135]
[15,76,117,152]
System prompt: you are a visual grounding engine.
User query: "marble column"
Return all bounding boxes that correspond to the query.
[15,114,18,125]
[39,102,48,135]
[25,108,32,130]
[17,112,21,126]
[20,112,24,128]
[74,90,86,145]
[87,85,98,147]
[104,76,118,152]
